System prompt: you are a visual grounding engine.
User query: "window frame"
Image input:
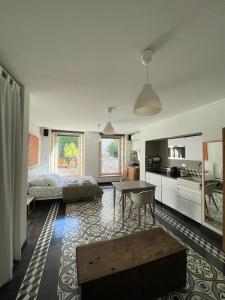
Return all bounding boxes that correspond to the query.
[50,131,84,176]
[99,134,125,177]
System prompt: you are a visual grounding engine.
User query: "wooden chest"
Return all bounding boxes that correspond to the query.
[123,166,140,180]
[76,228,187,300]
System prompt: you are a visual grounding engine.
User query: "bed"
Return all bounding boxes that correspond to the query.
[28,173,103,202]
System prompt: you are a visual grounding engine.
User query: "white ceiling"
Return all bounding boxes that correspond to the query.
[0,0,225,133]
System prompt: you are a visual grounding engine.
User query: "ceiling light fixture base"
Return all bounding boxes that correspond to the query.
[140,49,153,65]
[108,107,115,114]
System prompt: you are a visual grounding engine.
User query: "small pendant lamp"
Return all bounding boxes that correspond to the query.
[134,49,161,116]
[103,107,115,135]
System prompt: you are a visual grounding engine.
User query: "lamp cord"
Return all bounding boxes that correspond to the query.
[108,109,111,122]
[146,64,149,84]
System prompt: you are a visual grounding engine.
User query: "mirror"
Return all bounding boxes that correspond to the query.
[203,140,223,231]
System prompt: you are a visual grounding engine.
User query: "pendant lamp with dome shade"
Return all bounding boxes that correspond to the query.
[134,49,161,116]
[103,107,115,135]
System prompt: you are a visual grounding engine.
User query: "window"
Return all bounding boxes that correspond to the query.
[51,131,83,177]
[99,135,124,176]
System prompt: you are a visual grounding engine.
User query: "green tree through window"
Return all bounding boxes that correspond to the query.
[58,136,79,158]
[64,143,79,165]
[108,140,118,158]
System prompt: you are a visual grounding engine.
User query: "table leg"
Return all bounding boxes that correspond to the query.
[122,192,125,228]
[113,187,116,210]
[204,195,209,218]
[153,190,156,213]
[113,187,116,221]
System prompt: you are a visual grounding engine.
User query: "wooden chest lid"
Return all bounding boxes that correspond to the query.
[76,228,187,284]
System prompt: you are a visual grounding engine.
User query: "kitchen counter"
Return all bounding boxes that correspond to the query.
[146,169,203,182]
[146,170,178,180]
[146,170,202,223]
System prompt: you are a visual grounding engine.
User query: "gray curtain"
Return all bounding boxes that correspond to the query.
[0,69,23,286]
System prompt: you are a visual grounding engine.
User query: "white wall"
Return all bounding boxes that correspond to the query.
[131,132,141,151]
[34,130,130,182]
[207,141,223,179]
[126,140,132,163]
[140,99,225,180]
[132,140,140,151]
[84,132,99,179]
[41,132,51,174]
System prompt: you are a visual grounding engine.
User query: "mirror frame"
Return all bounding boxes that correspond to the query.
[202,139,223,229]
[223,128,225,251]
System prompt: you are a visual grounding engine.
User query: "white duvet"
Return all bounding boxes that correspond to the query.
[28,174,98,200]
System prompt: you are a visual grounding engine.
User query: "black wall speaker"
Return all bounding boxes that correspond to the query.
[128,134,132,141]
[43,128,49,137]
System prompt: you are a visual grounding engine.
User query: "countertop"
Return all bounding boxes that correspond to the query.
[146,170,204,183]
[146,170,178,180]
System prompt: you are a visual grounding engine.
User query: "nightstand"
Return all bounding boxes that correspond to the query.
[27,195,35,215]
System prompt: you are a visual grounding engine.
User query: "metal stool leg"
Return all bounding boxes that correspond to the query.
[211,194,218,211]
[128,201,133,218]
[149,204,156,225]
[138,205,141,227]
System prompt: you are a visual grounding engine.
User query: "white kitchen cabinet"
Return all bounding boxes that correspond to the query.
[176,196,201,223]
[168,138,185,147]
[145,172,202,223]
[176,184,201,223]
[145,172,162,202]
[161,176,177,209]
[145,171,151,183]
[185,135,202,161]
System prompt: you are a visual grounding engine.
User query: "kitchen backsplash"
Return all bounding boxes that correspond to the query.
[146,165,201,178]
[167,159,201,170]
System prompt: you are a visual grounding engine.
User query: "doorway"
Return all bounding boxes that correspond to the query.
[223,128,225,250]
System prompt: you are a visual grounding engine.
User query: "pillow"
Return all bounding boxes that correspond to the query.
[51,173,63,180]
[43,175,58,186]
[67,183,79,187]
[29,177,46,186]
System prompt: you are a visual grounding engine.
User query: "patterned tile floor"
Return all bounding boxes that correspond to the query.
[1,187,225,300]
[57,188,225,299]
[206,192,223,231]
[17,202,60,300]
